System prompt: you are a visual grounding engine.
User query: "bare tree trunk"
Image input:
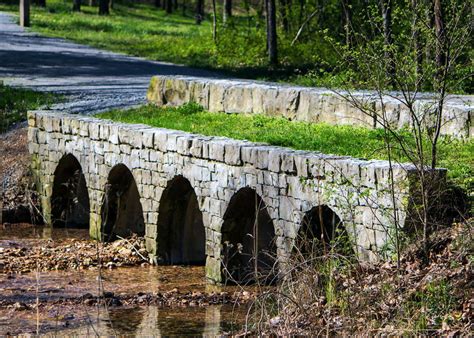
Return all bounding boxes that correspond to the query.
[380,0,395,85]
[266,0,278,65]
[20,0,30,27]
[424,0,434,63]
[298,0,305,26]
[223,0,232,23]
[341,0,352,46]
[99,0,109,15]
[196,0,204,24]
[89,0,97,7]
[434,0,446,83]
[166,0,173,13]
[279,0,290,33]
[73,0,81,12]
[174,0,178,10]
[36,0,46,7]
[212,0,217,42]
[155,0,161,8]
[411,0,423,85]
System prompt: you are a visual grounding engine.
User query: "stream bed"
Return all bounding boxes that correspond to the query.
[0,224,251,335]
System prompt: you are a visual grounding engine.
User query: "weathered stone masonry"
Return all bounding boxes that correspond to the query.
[148,75,473,138]
[28,110,445,282]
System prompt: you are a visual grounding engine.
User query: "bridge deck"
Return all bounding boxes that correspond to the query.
[28,110,445,282]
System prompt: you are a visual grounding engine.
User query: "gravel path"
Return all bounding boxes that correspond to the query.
[0,12,218,114]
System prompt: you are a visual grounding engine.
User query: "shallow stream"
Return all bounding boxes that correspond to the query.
[0,225,250,335]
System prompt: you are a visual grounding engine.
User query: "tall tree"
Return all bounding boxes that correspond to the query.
[433,0,446,83]
[99,0,109,15]
[379,0,395,84]
[212,0,217,41]
[196,0,204,24]
[411,0,423,85]
[166,0,173,13]
[36,0,46,7]
[279,0,290,33]
[266,0,278,65]
[20,0,30,27]
[73,0,81,12]
[223,0,232,23]
[341,0,352,46]
[155,0,161,8]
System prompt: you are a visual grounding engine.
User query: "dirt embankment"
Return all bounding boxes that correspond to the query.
[0,126,41,224]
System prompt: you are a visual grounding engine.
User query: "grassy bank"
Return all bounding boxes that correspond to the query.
[97,103,473,191]
[0,84,58,132]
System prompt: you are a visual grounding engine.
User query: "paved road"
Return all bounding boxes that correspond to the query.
[0,12,218,114]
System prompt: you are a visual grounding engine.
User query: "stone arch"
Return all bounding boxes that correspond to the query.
[297,205,352,255]
[221,187,277,284]
[156,175,205,265]
[100,164,145,241]
[51,153,90,228]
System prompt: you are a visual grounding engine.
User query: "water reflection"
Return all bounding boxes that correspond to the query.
[59,305,245,336]
[0,225,250,335]
[0,224,90,241]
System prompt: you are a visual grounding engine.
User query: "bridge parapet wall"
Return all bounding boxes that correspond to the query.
[147,75,473,138]
[28,110,444,282]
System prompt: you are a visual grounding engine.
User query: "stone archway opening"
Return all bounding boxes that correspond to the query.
[157,176,205,265]
[51,154,90,228]
[297,205,351,256]
[221,187,276,284]
[101,164,144,242]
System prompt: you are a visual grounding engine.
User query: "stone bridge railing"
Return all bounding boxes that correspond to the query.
[28,110,445,282]
[147,75,473,138]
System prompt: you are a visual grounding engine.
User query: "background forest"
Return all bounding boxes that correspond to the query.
[1,0,472,93]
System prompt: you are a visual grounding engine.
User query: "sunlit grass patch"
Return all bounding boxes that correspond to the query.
[0,84,59,132]
[97,103,473,191]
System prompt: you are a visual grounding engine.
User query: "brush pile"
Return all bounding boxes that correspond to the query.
[0,235,148,273]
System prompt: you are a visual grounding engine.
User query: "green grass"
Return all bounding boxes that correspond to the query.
[97,103,474,191]
[0,83,59,132]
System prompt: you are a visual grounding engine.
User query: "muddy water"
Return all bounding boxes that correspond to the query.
[0,225,251,335]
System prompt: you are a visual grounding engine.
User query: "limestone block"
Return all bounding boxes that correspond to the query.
[99,124,110,140]
[146,76,165,105]
[275,87,300,120]
[27,111,36,127]
[262,87,279,116]
[208,141,225,162]
[209,81,229,112]
[224,142,241,165]
[163,77,189,106]
[223,84,254,114]
[109,125,120,145]
[255,147,270,169]
[79,120,89,137]
[119,144,131,155]
[189,80,210,109]
[268,150,281,172]
[280,150,296,174]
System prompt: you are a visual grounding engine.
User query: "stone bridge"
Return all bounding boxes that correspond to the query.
[28,110,445,283]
